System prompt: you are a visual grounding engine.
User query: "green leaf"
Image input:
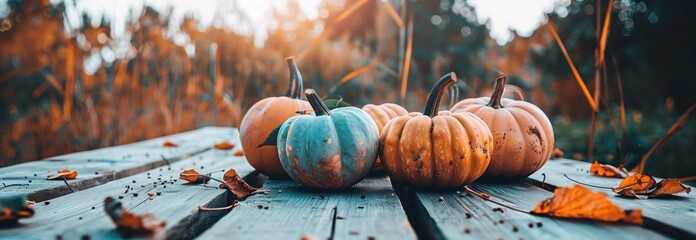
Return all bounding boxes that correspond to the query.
[257,124,282,148]
[323,97,352,110]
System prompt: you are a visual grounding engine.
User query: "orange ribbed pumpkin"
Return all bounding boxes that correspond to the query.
[239,57,311,177]
[362,103,408,171]
[451,74,554,179]
[379,72,493,188]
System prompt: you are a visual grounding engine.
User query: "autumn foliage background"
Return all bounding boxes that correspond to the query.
[1,0,695,178]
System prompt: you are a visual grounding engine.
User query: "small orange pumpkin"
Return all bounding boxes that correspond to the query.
[362,103,408,171]
[379,72,493,188]
[239,57,311,178]
[451,74,554,179]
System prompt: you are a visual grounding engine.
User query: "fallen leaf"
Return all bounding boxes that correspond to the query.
[0,194,35,225]
[222,168,267,198]
[234,150,244,156]
[104,197,165,234]
[589,161,628,178]
[179,169,211,184]
[612,174,656,197]
[47,169,78,180]
[162,141,178,147]
[214,141,235,150]
[551,148,564,160]
[532,185,642,225]
[649,179,691,197]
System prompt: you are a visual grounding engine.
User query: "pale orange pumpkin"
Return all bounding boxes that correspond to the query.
[451,74,554,179]
[239,57,311,178]
[379,72,493,188]
[362,103,408,171]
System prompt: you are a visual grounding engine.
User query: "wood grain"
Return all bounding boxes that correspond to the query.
[199,175,417,240]
[528,158,696,238]
[0,144,254,239]
[402,181,670,240]
[0,127,234,202]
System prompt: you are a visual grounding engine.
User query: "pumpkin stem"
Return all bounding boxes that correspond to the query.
[423,72,457,117]
[448,84,459,108]
[285,57,304,99]
[305,89,331,116]
[487,74,507,109]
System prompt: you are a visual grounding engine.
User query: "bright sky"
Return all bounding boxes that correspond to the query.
[2,0,562,46]
[468,0,561,44]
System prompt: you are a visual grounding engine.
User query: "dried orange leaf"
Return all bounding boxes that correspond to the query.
[589,161,628,178]
[104,197,165,234]
[214,141,235,150]
[162,141,178,147]
[222,168,266,198]
[0,195,35,224]
[550,148,564,160]
[533,185,642,225]
[612,174,656,197]
[47,169,78,180]
[179,169,211,184]
[649,179,691,198]
[233,150,244,156]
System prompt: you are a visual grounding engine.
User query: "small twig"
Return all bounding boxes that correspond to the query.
[160,154,171,170]
[199,201,240,211]
[1,183,30,189]
[540,173,552,191]
[563,174,612,189]
[464,186,529,214]
[63,178,75,193]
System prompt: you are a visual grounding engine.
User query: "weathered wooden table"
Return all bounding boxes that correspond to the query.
[1,127,693,239]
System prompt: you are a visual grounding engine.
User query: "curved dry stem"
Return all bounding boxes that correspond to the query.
[199,200,240,211]
[564,174,612,189]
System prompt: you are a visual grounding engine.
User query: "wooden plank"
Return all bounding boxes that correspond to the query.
[403,181,670,240]
[0,143,255,239]
[199,175,417,240]
[528,158,696,238]
[0,127,233,202]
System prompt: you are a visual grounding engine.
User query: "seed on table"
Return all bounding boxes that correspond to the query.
[512,226,518,232]
[528,222,534,228]
[499,219,504,224]
[44,201,50,205]
[437,196,444,202]
[257,205,263,209]
[465,212,473,218]
[118,196,124,199]
[360,195,366,199]
[464,228,471,234]
[133,193,138,197]
[536,222,543,227]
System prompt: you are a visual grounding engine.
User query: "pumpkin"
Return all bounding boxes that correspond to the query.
[239,57,311,178]
[379,72,493,188]
[450,74,554,179]
[277,89,379,189]
[362,103,408,171]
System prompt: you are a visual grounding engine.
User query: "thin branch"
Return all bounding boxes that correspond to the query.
[546,19,598,112]
[1,183,30,189]
[399,12,413,104]
[564,174,611,189]
[632,103,696,173]
[464,186,529,214]
[199,201,240,211]
[63,178,75,193]
[378,0,404,28]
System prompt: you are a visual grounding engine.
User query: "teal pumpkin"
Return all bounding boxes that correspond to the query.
[277,89,379,189]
